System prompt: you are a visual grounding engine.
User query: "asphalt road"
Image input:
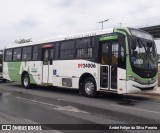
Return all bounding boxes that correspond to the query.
[0,81,160,133]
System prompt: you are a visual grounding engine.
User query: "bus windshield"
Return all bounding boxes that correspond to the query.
[129,28,158,78]
[130,37,157,70]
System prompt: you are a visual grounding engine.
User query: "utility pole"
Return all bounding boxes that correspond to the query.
[98,19,109,30]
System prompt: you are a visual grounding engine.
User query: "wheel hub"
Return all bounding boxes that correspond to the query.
[85,81,94,95]
[24,77,29,87]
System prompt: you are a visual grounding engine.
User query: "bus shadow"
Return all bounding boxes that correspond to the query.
[35,85,79,95]
[99,92,154,106]
[9,83,80,96]
[6,82,155,106]
[32,86,154,105]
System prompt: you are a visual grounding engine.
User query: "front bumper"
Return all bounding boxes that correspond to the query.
[127,80,158,93]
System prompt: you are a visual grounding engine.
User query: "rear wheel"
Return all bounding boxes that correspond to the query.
[22,74,31,89]
[83,77,97,98]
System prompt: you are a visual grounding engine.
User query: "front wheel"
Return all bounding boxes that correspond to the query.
[83,77,97,98]
[2,79,6,83]
[22,74,31,89]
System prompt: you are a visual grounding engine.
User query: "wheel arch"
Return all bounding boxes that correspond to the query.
[21,71,29,83]
[79,73,97,90]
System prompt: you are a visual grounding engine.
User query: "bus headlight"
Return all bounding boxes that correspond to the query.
[129,76,140,83]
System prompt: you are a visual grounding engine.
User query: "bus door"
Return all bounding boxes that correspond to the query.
[42,45,54,84]
[100,42,119,91]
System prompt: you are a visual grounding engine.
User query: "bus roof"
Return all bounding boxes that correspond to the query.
[6,28,114,49]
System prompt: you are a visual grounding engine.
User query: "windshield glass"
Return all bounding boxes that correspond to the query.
[130,37,157,70]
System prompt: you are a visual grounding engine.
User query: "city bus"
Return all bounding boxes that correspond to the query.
[3,27,158,97]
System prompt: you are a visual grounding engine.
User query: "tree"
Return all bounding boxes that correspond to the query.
[15,38,32,44]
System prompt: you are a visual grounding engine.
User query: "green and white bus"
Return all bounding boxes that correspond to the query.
[3,27,158,97]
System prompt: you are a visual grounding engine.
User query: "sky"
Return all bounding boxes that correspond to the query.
[0,0,160,52]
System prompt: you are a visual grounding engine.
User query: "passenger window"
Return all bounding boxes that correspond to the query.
[22,47,32,60]
[33,46,39,60]
[76,38,93,58]
[60,41,75,59]
[13,48,21,61]
[5,49,13,61]
[111,43,119,65]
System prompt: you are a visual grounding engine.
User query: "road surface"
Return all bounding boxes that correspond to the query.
[0,82,160,133]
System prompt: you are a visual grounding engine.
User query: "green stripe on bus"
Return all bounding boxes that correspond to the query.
[8,62,37,84]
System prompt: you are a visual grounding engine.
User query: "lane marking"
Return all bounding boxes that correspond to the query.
[16,96,57,107]
[16,97,88,114]
[57,98,67,101]
[54,106,88,114]
[111,104,160,115]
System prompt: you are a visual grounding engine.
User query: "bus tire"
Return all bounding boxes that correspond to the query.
[22,74,31,89]
[83,77,97,98]
[2,79,6,83]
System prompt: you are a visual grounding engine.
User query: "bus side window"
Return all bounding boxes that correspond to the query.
[50,48,54,60]
[13,48,22,61]
[33,46,39,60]
[111,43,118,65]
[118,34,126,69]
[50,48,54,65]
[76,38,93,59]
[43,49,49,65]
[22,46,32,61]
[60,41,75,59]
[5,49,13,61]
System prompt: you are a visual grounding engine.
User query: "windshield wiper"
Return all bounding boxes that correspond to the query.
[137,38,148,54]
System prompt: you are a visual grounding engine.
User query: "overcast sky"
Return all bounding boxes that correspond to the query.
[0,0,160,52]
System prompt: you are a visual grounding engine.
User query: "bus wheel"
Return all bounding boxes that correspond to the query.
[22,74,30,89]
[2,79,6,83]
[83,77,97,98]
